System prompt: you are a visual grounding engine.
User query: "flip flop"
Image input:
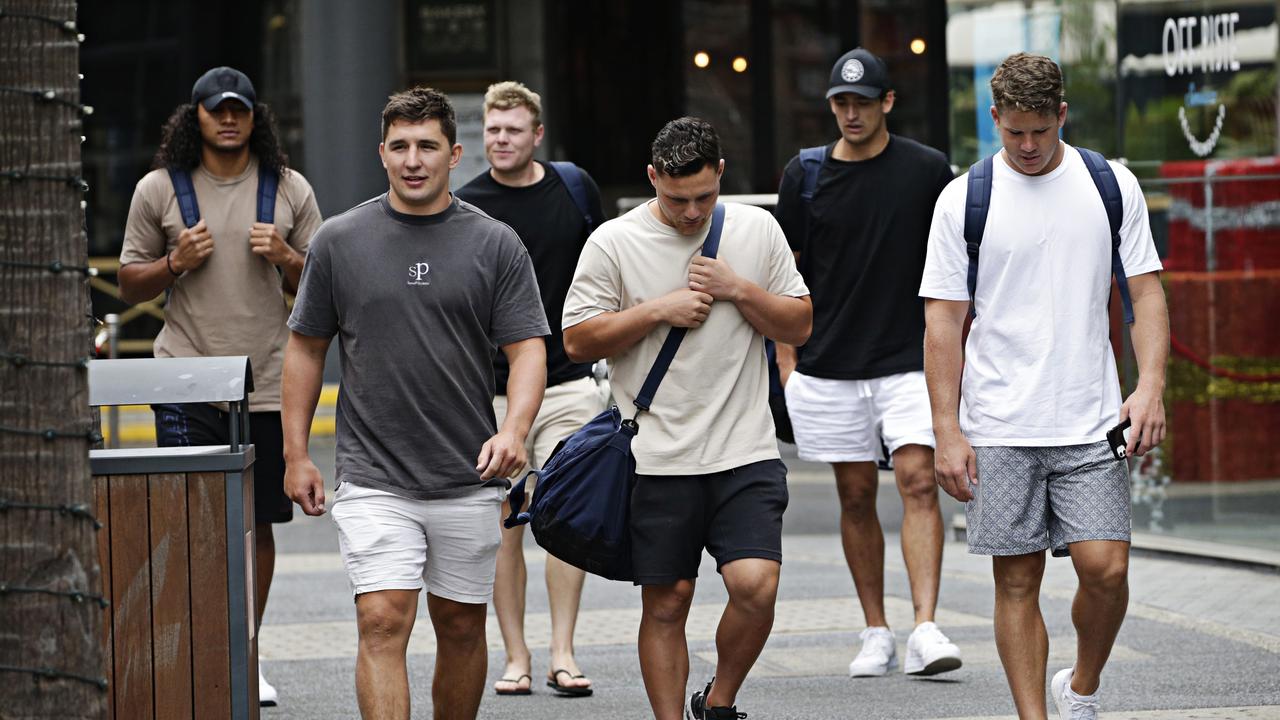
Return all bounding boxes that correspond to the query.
[546,668,593,697]
[494,674,532,696]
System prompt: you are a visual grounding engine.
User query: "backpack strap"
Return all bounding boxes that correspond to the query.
[257,165,279,224]
[549,161,597,232]
[798,145,828,202]
[1076,147,1135,325]
[633,203,726,415]
[167,168,201,228]
[962,155,994,318]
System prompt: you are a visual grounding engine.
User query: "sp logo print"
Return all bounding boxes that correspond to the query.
[408,261,431,286]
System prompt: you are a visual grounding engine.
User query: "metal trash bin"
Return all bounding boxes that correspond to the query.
[88,356,259,720]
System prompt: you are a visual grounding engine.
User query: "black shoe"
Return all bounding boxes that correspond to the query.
[686,678,747,719]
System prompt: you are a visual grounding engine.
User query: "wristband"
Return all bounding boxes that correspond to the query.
[166,251,182,277]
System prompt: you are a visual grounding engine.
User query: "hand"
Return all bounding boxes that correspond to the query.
[170,219,213,273]
[688,256,744,302]
[934,428,977,502]
[476,430,527,481]
[651,288,713,329]
[285,456,327,516]
[1120,384,1166,457]
[775,344,797,388]
[250,222,297,267]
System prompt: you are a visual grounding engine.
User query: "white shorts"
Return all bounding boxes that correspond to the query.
[494,375,605,470]
[330,482,504,604]
[784,370,935,463]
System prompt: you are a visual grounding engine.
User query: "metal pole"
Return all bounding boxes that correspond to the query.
[105,313,119,448]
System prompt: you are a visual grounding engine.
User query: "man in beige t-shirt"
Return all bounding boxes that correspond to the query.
[117,66,322,708]
[562,117,811,720]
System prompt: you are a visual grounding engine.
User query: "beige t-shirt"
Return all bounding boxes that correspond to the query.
[563,201,809,475]
[120,157,323,411]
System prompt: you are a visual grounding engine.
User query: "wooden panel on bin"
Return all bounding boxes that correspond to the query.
[188,471,231,720]
[149,473,194,720]
[109,474,154,718]
[93,475,115,720]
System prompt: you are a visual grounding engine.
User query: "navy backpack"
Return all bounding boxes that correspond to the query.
[503,204,727,582]
[548,161,598,233]
[168,164,279,228]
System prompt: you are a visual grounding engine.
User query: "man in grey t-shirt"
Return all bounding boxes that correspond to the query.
[282,87,548,719]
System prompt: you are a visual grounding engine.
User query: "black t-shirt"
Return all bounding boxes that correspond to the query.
[775,135,953,380]
[456,161,604,393]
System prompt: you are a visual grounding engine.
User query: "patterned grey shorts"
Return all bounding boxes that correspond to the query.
[967,441,1130,557]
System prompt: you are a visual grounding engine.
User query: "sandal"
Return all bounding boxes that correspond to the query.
[546,668,593,697]
[494,673,532,696]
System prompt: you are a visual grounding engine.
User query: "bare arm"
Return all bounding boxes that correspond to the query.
[687,255,811,345]
[282,330,331,516]
[563,289,713,363]
[775,251,803,386]
[117,219,213,304]
[924,298,976,502]
[1119,272,1169,456]
[476,337,546,480]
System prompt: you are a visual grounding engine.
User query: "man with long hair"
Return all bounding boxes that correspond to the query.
[118,66,323,708]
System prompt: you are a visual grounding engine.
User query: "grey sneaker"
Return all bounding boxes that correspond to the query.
[1051,667,1099,720]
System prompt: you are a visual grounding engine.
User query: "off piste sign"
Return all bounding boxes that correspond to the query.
[1162,12,1240,157]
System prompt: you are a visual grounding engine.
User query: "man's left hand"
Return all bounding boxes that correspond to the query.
[250,223,297,266]
[476,430,528,481]
[688,256,743,302]
[1120,384,1166,457]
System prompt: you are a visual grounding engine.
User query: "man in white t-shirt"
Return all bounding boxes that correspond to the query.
[562,117,811,720]
[920,53,1168,720]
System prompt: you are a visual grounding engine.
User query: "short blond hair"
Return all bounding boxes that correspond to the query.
[483,81,542,127]
[990,53,1063,115]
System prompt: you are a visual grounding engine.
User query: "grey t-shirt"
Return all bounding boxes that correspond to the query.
[288,194,549,500]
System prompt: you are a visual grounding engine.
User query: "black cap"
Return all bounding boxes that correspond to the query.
[825,48,891,99]
[191,66,257,111]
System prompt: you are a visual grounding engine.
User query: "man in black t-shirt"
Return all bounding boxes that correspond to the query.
[455,81,604,699]
[774,48,960,679]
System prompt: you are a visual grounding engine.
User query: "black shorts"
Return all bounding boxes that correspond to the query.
[630,459,788,585]
[152,403,293,524]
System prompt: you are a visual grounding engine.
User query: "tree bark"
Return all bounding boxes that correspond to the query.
[0,1,106,718]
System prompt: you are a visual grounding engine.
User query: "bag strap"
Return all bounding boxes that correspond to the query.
[167,168,201,228]
[633,203,726,415]
[798,145,827,202]
[257,165,279,224]
[1075,147,1135,325]
[549,161,597,232]
[962,155,994,318]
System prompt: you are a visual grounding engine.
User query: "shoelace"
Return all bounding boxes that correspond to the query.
[917,625,952,645]
[858,629,894,658]
[1066,695,1099,720]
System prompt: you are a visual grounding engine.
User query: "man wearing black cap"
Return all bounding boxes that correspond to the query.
[118,66,323,707]
[774,48,960,679]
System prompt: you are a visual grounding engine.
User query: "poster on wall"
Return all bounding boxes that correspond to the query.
[405,0,501,77]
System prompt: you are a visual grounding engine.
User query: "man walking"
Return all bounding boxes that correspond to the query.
[282,87,549,720]
[773,47,961,678]
[118,65,323,707]
[562,117,811,720]
[455,80,603,698]
[921,53,1168,719]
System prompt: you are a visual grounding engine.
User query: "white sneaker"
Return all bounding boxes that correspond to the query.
[1051,667,1099,720]
[904,621,962,676]
[848,627,897,677]
[259,666,278,707]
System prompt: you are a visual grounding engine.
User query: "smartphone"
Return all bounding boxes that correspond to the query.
[1106,418,1132,461]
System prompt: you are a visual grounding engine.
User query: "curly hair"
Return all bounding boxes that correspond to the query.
[151,102,290,175]
[650,116,721,177]
[990,53,1064,115]
[381,86,456,144]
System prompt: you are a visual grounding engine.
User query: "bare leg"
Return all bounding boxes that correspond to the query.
[992,552,1049,720]
[638,580,696,720]
[354,589,418,720]
[1068,540,1130,695]
[491,501,532,693]
[255,522,275,629]
[892,445,944,625]
[428,593,489,720]
[545,554,590,689]
[704,559,780,709]
[834,461,887,628]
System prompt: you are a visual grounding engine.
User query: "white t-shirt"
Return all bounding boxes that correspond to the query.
[563,201,809,475]
[919,144,1163,446]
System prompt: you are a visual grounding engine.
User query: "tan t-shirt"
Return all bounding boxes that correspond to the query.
[120,157,323,411]
[562,201,809,475]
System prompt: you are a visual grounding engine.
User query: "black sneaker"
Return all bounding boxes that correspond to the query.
[686,678,747,719]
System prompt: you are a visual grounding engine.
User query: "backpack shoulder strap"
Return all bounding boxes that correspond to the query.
[798,145,828,202]
[257,165,280,224]
[633,203,726,415]
[549,161,597,232]
[167,168,201,228]
[962,155,995,317]
[1075,147,1134,324]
